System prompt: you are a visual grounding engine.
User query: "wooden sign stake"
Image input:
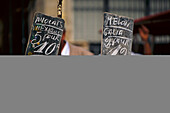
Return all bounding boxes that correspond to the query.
[57,0,63,18]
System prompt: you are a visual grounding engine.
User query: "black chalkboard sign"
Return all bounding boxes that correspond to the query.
[101,12,134,55]
[25,13,65,55]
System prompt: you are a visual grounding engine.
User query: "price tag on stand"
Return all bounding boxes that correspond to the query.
[25,13,65,55]
[101,12,134,55]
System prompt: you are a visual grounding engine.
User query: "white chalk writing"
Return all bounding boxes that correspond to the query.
[104,37,130,49]
[102,13,133,55]
[35,17,63,29]
[106,16,130,28]
[104,28,123,36]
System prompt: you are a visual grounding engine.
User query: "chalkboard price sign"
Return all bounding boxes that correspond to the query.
[101,13,134,55]
[25,13,65,55]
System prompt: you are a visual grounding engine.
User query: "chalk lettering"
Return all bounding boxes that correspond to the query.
[35,17,63,28]
[120,47,127,55]
[104,37,129,49]
[43,34,60,41]
[34,42,48,53]
[25,13,65,55]
[104,28,123,36]
[31,33,42,46]
[102,13,134,55]
[45,43,56,55]
[111,45,122,55]
[106,16,130,28]
[104,37,112,49]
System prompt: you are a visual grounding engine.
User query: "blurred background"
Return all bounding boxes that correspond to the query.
[0,0,170,55]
